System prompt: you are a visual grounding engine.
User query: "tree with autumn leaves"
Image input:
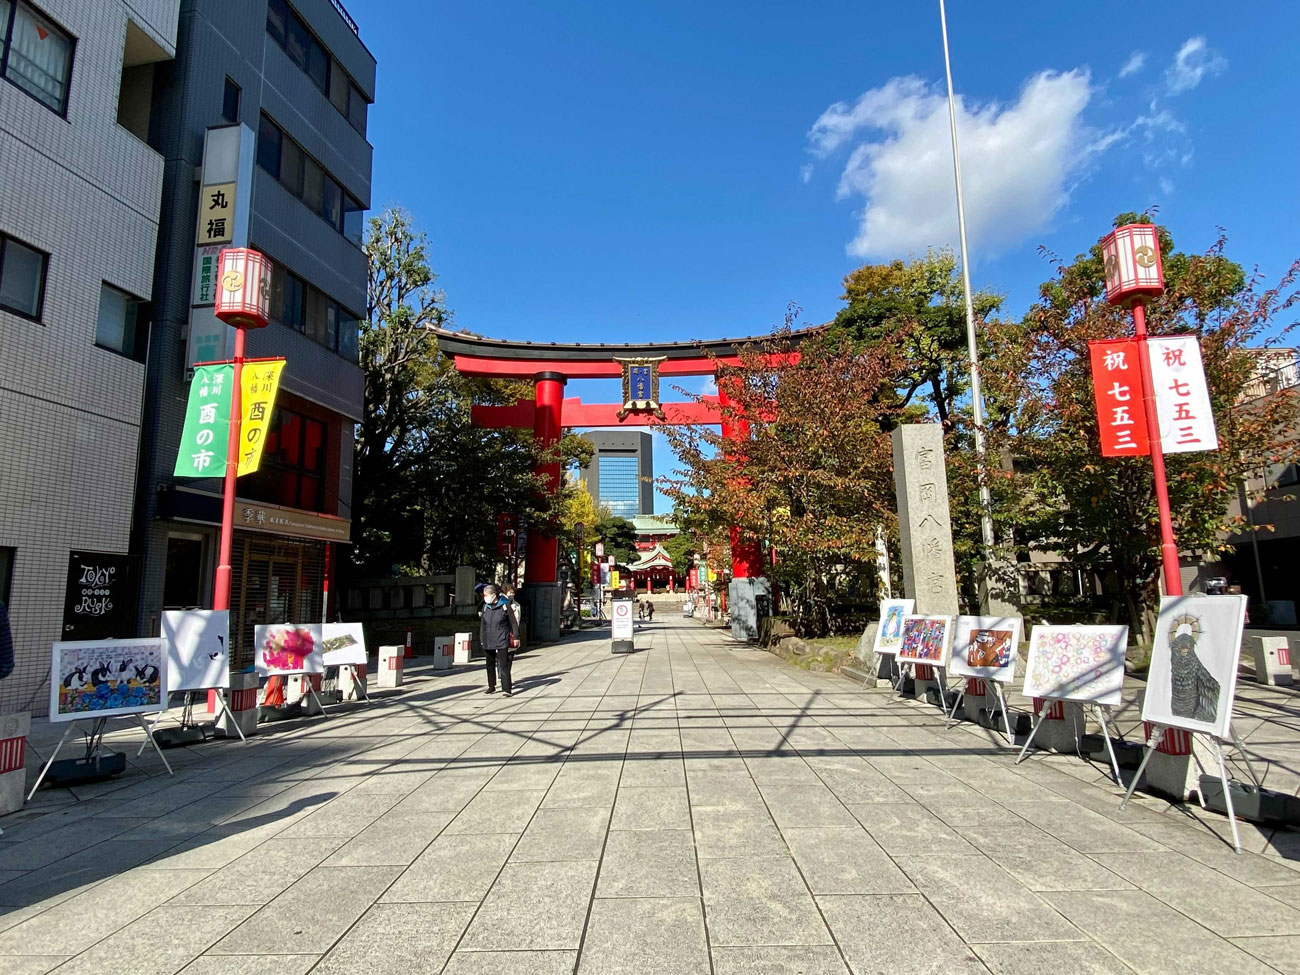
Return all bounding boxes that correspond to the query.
[663,219,1300,641]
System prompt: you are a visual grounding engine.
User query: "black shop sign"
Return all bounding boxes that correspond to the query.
[62,551,140,640]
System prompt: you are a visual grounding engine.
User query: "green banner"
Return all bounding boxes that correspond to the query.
[173,363,233,478]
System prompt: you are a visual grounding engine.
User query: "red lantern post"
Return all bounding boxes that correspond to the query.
[1099,224,1181,596]
[212,247,273,610]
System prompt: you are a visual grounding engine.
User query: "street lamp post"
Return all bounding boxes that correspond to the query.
[211,247,272,611]
[1099,224,1181,596]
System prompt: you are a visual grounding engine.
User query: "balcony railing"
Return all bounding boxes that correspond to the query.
[1239,359,1300,403]
[331,0,359,35]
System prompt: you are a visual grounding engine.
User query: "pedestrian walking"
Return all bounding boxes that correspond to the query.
[479,584,519,696]
[646,601,654,622]
[503,586,523,645]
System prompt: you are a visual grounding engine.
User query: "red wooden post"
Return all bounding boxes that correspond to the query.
[524,373,565,586]
[1132,302,1182,596]
[213,326,245,611]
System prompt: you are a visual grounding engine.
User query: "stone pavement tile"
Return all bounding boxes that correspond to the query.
[1090,852,1300,937]
[896,854,1082,942]
[348,765,442,796]
[812,765,912,804]
[783,827,916,894]
[312,902,476,975]
[443,788,546,834]
[597,829,698,898]
[0,818,152,871]
[983,848,1134,893]
[922,796,1016,828]
[1002,801,1165,854]
[483,759,563,792]
[618,756,686,789]
[512,806,610,862]
[322,808,455,866]
[710,945,850,975]
[1041,889,1280,975]
[1231,935,1300,974]
[208,865,400,954]
[845,801,976,855]
[394,770,491,813]
[277,791,404,839]
[971,941,1136,975]
[0,958,67,975]
[1127,820,1300,886]
[568,728,630,755]
[37,905,256,975]
[171,836,346,905]
[759,783,856,828]
[818,894,980,975]
[578,896,709,974]
[176,954,320,975]
[699,857,832,947]
[459,859,599,951]
[685,771,762,805]
[0,867,211,954]
[610,787,690,830]
[542,766,621,809]
[744,756,822,785]
[693,814,787,859]
[442,950,578,975]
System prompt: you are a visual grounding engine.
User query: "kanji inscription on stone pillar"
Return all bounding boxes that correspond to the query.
[891,423,959,615]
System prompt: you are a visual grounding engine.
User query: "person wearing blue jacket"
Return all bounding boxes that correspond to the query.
[479,584,519,696]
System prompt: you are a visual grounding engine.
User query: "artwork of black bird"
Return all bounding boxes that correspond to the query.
[1168,613,1220,724]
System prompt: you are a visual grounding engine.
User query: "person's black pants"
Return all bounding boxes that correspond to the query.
[484,645,512,693]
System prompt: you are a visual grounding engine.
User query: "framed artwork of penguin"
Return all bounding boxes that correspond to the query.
[1142,594,1247,739]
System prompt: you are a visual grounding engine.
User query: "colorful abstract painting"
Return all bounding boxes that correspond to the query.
[253,623,324,676]
[897,615,952,666]
[951,616,1022,682]
[1142,594,1247,739]
[1022,624,1129,705]
[51,639,166,722]
[871,599,915,656]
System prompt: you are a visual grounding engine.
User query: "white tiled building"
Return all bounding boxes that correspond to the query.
[0,0,180,715]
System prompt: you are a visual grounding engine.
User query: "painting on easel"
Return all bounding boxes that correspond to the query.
[871,599,915,656]
[951,616,1021,681]
[253,623,324,676]
[1022,625,1128,705]
[897,615,952,666]
[1142,594,1247,739]
[51,639,166,721]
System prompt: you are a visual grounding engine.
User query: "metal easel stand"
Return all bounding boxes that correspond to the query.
[1121,720,1263,854]
[29,713,173,800]
[890,659,910,696]
[340,664,372,705]
[1014,698,1056,765]
[1090,703,1124,785]
[135,689,249,756]
[943,678,1017,747]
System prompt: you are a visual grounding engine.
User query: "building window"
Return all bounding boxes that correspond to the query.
[221,76,240,123]
[0,546,13,605]
[598,455,641,518]
[263,254,359,358]
[1,1,74,115]
[94,282,146,360]
[240,407,328,512]
[0,232,48,320]
[256,113,363,243]
[265,0,368,136]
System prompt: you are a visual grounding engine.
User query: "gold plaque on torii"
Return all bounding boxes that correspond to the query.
[615,356,667,420]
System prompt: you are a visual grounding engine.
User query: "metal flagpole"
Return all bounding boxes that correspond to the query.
[938,0,995,556]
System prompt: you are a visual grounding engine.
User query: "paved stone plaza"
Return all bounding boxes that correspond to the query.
[1,618,1299,975]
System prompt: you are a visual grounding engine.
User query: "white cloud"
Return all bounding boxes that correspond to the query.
[799,163,814,184]
[1165,36,1226,94]
[807,70,1101,260]
[1118,51,1146,78]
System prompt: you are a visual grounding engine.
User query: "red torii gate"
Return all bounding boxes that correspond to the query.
[433,326,815,641]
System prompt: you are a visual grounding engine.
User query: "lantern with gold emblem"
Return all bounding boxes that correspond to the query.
[214,247,273,329]
[1099,224,1164,306]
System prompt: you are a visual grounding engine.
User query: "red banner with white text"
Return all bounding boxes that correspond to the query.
[1088,339,1150,456]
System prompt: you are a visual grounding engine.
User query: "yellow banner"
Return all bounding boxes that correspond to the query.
[237,359,285,476]
[611,570,620,589]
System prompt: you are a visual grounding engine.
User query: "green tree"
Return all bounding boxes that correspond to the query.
[593,515,638,566]
[663,530,695,576]
[988,213,1300,639]
[352,207,571,580]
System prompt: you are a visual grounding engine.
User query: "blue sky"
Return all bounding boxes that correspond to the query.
[350,0,1300,511]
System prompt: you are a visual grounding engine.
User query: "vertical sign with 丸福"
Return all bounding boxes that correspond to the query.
[174,364,233,477]
[186,125,256,369]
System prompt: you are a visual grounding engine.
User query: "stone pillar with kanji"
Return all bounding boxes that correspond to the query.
[892,424,959,700]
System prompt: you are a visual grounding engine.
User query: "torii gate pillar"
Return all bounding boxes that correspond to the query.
[521,372,565,642]
[718,381,769,642]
